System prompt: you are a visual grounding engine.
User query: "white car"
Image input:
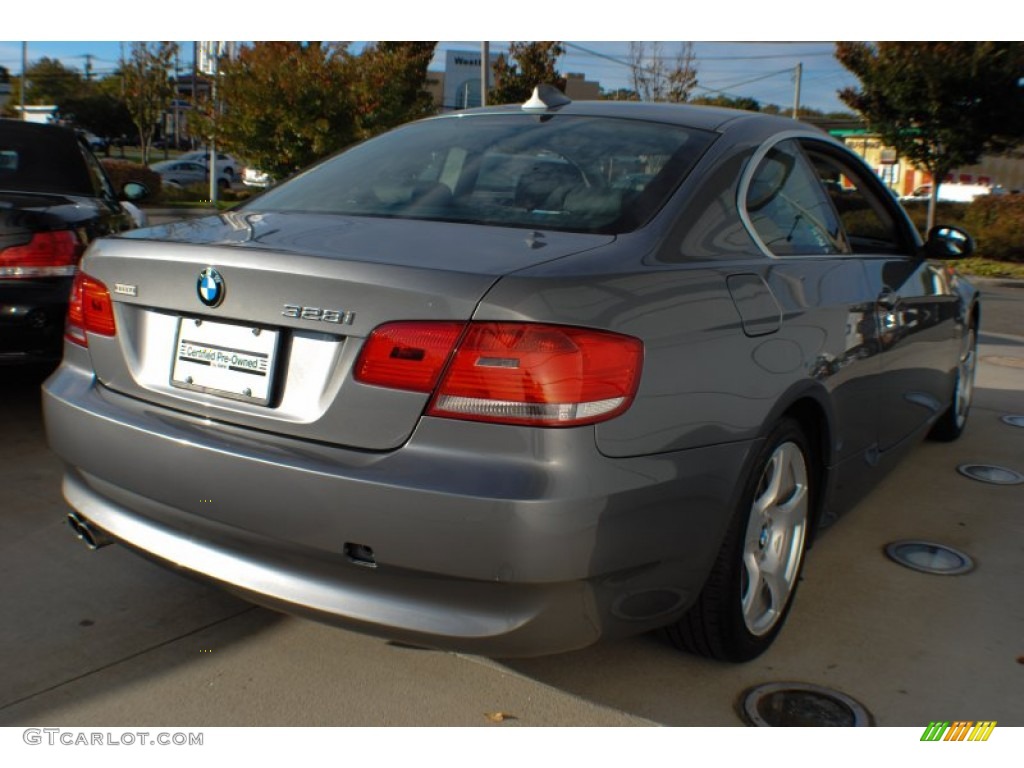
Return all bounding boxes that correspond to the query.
[900,183,1007,203]
[178,150,239,182]
[242,166,273,188]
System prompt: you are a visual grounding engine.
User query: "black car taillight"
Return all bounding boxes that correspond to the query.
[65,270,116,347]
[0,230,84,278]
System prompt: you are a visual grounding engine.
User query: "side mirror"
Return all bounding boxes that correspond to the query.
[122,181,149,202]
[924,225,974,259]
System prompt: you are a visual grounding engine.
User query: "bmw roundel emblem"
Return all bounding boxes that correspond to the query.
[197,267,225,307]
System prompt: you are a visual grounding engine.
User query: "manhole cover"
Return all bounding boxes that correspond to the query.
[740,682,872,727]
[957,463,1024,485]
[1002,415,1024,428]
[885,540,975,575]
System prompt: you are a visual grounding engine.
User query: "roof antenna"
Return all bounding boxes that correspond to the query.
[522,85,572,111]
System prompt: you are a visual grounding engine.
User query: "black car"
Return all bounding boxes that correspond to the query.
[0,120,147,364]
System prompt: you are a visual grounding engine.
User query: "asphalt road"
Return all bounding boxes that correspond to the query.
[973,278,1024,337]
[1,284,1022,728]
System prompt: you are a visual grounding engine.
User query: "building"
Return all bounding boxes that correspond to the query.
[827,125,1024,195]
[427,50,605,111]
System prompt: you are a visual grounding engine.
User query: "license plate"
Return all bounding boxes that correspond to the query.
[171,317,279,405]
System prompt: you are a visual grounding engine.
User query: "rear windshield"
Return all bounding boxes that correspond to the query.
[244,113,715,234]
[0,123,96,196]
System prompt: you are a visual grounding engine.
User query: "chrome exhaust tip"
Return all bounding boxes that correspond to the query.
[67,511,113,550]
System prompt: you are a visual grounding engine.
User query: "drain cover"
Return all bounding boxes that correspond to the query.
[1002,415,1024,428]
[957,463,1024,485]
[885,540,975,575]
[741,682,872,727]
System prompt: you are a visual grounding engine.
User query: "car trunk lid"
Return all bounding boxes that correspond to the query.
[79,213,613,451]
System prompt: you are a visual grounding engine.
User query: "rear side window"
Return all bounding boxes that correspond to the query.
[745,139,844,257]
[0,124,95,196]
[805,145,909,255]
[245,114,715,234]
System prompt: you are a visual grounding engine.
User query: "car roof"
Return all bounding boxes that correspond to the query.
[434,99,813,135]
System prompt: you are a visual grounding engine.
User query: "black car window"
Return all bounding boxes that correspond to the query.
[80,142,116,199]
[745,139,845,257]
[244,114,716,235]
[0,123,96,196]
[803,143,910,255]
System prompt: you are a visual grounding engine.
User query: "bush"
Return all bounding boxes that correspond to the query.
[100,159,163,204]
[899,201,969,236]
[963,195,1024,263]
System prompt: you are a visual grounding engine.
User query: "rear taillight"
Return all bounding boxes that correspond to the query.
[65,271,116,347]
[354,322,465,392]
[355,321,643,427]
[0,230,84,278]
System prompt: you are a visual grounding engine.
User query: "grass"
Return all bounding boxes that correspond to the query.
[956,257,1024,280]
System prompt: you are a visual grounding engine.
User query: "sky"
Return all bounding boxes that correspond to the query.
[1,2,1004,114]
[0,40,858,113]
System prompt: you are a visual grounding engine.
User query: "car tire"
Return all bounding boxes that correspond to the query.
[217,178,230,191]
[667,418,812,661]
[928,320,977,442]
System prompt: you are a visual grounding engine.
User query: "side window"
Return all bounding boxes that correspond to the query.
[745,140,844,256]
[80,145,116,200]
[805,146,909,255]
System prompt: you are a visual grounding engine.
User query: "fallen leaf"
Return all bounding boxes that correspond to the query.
[484,712,517,723]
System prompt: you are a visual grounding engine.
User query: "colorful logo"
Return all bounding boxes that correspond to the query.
[921,721,997,741]
[197,267,225,308]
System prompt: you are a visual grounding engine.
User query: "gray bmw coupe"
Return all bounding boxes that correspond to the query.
[44,87,979,661]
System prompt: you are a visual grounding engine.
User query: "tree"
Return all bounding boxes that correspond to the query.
[122,42,178,164]
[60,92,134,153]
[21,57,84,106]
[489,42,566,105]
[351,42,437,138]
[628,42,699,103]
[836,42,1024,230]
[691,94,762,112]
[196,42,359,180]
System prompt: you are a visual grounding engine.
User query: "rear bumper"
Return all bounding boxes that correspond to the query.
[0,278,71,363]
[44,360,755,656]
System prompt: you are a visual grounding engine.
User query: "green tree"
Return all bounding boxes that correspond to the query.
[691,94,762,112]
[196,42,358,181]
[836,42,1024,230]
[122,42,178,163]
[60,91,134,153]
[21,57,84,105]
[352,42,437,137]
[489,42,566,105]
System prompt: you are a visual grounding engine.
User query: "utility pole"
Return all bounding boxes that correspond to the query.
[83,53,94,82]
[792,62,802,119]
[480,42,489,107]
[20,42,27,120]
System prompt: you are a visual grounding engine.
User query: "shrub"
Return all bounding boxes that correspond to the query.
[963,195,1024,263]
[100,159,163,204]
[899,201,968,236]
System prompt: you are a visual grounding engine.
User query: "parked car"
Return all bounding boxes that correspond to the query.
[78,130,107,152]
[900,182,1007,203]
[44,89,979,661]
[178,150,239,182]
[150,159,230,190]
[241,166,273,188]
[1,119,147,365]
